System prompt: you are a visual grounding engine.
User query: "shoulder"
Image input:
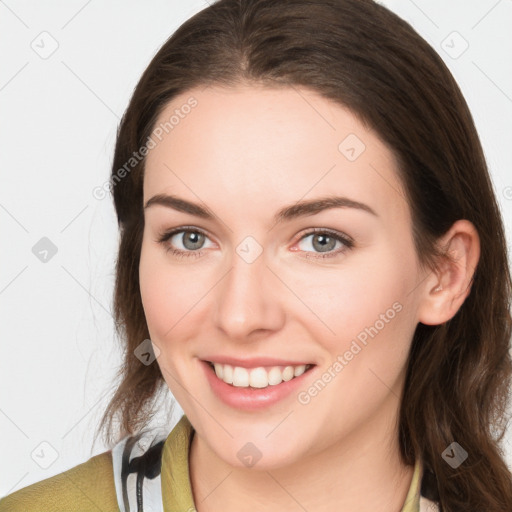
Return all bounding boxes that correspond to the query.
[0,450,119,512]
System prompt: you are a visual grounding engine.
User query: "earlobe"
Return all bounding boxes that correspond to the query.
[417,220,480,326]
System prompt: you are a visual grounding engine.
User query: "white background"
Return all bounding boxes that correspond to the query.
[1,0,511,496]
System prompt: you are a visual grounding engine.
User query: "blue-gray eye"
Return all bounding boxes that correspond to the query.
[170,231,209,251]
[298,232,344,253]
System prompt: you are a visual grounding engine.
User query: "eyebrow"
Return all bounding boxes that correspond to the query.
[144,193,378,223]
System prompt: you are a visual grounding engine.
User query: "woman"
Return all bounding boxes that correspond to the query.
[1,0,511,510]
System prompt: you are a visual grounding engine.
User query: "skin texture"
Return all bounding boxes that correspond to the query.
[139,84,480,511]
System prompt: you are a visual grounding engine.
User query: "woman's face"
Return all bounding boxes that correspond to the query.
[139,84,427,469]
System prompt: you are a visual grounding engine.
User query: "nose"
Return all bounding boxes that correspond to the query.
[213,249,286,341]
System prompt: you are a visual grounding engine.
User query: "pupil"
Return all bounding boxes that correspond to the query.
[313,234,335,252]
[184,232,204,250]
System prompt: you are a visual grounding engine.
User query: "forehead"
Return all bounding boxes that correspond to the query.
[143,84,408,224]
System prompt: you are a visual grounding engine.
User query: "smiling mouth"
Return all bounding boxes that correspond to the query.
[205,360,315,389]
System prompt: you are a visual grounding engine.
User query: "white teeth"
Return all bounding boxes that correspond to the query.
[211,362,311,388]
[267,367,283,385]
[232,367,249,387]
[282,366,294,381]
[223,364,233,384]
[294,364,306,377]
[249,367,268,388]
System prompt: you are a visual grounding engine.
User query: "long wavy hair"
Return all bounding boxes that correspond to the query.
[95,0,512,509]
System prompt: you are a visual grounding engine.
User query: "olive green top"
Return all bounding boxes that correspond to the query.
[0,414,426,511]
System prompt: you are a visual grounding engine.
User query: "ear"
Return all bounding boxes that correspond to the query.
[417,219,480,326]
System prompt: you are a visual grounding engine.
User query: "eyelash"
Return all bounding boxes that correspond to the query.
[156,226,354,260]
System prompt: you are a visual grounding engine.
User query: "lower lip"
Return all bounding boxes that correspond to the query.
[200,360,315,410]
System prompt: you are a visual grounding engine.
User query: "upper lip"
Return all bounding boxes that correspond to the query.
[202,356,314,368]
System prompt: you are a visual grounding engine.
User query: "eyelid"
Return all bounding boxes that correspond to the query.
[291,227,354,259]
[156,225,354,260]
[157,225,212,240]
[156,226,216,258]
[294,227,354,245]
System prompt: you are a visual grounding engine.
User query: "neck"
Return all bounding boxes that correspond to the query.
[189,398,415,512]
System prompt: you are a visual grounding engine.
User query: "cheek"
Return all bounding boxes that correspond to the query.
[287,244,416,368]
[291,268,413,426]
[139,242,187,342]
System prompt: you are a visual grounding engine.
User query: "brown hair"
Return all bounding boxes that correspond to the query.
[95,0,512,509]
